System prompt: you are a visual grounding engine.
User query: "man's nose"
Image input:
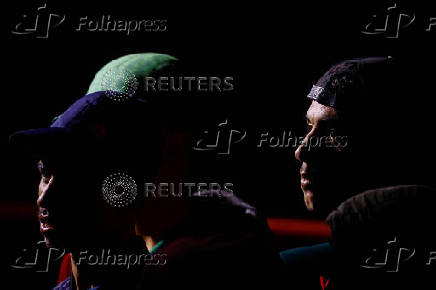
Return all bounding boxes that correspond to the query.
[295,142,305,162]
[295,132,313,163]
[37,175,54,208]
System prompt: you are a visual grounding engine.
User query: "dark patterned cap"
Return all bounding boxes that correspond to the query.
[307,57,393,111]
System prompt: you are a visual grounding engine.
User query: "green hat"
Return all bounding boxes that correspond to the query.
[87,53,177,101]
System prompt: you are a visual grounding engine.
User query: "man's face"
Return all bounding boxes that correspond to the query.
[37,160,56,247]
[36,157,106,249]
[295,100,349,213]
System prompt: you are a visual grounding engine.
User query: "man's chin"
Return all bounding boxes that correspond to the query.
[303,190,315,211]
[303,191,336,218]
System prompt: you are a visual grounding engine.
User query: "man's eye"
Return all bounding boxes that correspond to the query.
[41,175,51,184]
[40,169,52,180]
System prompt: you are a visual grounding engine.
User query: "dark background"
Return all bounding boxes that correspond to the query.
[1,0,435,288]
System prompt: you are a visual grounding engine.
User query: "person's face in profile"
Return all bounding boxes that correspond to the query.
[36,154,130,250]
[294,100,349,213]
[36,156,96,248]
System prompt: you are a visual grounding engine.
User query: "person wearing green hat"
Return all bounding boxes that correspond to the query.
[10,53,283,289]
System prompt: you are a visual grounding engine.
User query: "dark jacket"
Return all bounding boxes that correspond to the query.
[325,185,436,290]
[137,190,284,289]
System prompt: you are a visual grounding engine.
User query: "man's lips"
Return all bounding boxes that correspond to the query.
[39,209,55,234]
[299,162,322,189]
[300,177,311,188]
[40,222,54,234]
[300,171,314,189]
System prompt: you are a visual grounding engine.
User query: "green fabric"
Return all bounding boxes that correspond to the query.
[280,242,335,272]
[149,240,164,254]
[87,53,177,95]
